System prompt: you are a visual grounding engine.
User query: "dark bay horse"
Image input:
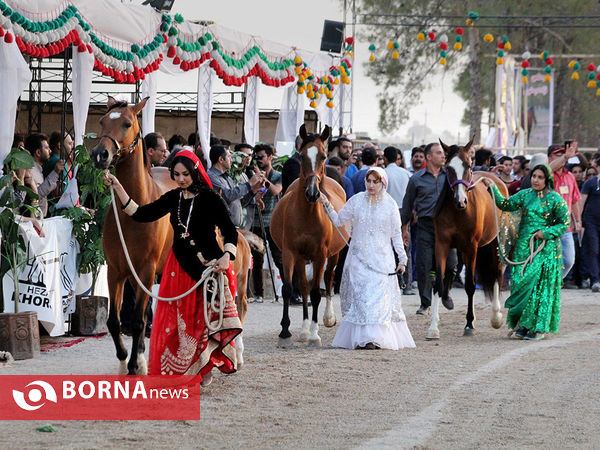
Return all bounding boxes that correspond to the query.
[270,124,348,347]
[427,139,506,340]
[92,97,251,373]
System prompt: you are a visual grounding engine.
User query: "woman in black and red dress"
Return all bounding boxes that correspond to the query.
[104,149,241,385]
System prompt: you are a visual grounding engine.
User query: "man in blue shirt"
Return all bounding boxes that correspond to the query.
[351,147,378,194]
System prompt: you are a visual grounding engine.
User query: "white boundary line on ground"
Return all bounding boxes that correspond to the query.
[358,328,600,449]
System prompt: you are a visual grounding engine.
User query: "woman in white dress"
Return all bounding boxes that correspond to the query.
[319,167,416,350]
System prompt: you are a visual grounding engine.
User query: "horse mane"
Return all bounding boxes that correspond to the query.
[107,100,129,112]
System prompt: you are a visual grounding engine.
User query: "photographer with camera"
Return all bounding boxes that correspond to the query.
[247,144,284,303]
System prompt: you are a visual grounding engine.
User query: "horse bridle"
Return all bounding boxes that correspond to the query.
[100,132,142,166]
[446,168,475,191]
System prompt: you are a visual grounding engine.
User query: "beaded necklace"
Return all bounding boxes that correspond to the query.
[177,190,196,239]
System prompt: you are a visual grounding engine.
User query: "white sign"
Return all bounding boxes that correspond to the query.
[3,217,79,336]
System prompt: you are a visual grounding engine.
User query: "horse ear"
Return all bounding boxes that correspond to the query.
[464,135,475,152]
[299,124,308,141]
[132,97,149,115]
[320,125,330,143]
[439,139,450,154]
[107,95,117,109]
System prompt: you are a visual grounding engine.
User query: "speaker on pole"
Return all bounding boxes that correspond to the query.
[320,20,345,54]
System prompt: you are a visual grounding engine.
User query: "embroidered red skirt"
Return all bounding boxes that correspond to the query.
[148,250,241,382]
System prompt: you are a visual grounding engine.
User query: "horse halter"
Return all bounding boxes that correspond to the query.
[446,168,474,191]
[100,132,142,166]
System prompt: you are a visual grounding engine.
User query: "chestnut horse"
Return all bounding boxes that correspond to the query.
[91,97,251,374]
[270,124,349,347]
[427,139,505,340]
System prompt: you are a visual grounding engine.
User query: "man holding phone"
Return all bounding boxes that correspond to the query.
[547,140,582,278]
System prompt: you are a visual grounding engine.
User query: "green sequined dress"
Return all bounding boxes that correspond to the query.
[491,185,570,333]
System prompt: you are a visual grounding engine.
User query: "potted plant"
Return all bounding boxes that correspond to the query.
[0,148,41,360]
[58,143,111,336]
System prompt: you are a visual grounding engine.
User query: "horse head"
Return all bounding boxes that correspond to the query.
[440,137,474,210]
[91,96,148,170]
[298,124,330,203]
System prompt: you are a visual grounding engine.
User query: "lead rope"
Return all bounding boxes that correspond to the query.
[485,181,546,277]
[108,185,226,331]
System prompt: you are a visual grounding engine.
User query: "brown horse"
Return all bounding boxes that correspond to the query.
[427,139,506,340]
[91,97,251,373]
[270,124,348,347]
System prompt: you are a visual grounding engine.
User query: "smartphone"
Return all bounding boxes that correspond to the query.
[564,140,573,149]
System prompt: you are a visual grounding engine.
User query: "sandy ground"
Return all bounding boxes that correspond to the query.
[1,287,600,449]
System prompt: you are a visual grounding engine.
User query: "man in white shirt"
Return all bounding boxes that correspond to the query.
[384,146,414,295]
[25,133,64,217]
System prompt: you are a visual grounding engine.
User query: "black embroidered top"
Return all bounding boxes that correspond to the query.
[130,187,238,281]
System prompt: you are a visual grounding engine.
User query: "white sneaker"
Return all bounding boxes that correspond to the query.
[249,296,263,303]
[592,282,600,293]
[411,281,418,290]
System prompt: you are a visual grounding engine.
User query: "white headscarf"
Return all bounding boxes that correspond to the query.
[365,166,388,191]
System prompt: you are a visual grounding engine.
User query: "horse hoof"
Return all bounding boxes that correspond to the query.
[491,313,503,329]
[136,354,148,375]
[201,372,213,387]
[308,337,322,347]
[298,331,310,342]
[426,329,440,340]
[119,360,127,375]
[463,327,475,337]
[323,316,336,328]
[278,337,293,348]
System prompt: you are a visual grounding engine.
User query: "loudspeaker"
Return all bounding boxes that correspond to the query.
[320,20,345,54]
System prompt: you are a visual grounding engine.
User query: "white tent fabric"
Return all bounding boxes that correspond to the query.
[141,72,157,137]
[197,62,213,167]
[275,85,305,151]
[0,39,31,170]
[71,48,94,146]
[243,77,259,146]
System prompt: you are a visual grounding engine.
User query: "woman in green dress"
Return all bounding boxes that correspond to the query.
[483,164,570,340]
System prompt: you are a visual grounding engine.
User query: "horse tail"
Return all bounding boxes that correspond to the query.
[475,238,502,300]
[239,229,265,254]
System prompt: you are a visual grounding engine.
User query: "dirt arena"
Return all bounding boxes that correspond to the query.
[2,288,599,449]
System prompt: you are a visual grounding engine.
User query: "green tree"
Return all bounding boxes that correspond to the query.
[356,0,600,145]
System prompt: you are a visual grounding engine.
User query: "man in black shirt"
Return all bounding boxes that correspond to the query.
[402,142,457,315]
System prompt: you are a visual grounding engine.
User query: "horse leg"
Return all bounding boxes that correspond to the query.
[296,260,311,342]
[235,265,249,368]
[491,247,504,329]
[106,267,127,374]
[427,241,449,340]
[127,268,154,375]
[463,250,477,336]
[322,253,339,328]
[308,255,327,347]
[278,249,295,347]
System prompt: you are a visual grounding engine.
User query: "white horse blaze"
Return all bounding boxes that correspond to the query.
[449,156,467,206]
[109,112,122,119]
[307,146,319,172]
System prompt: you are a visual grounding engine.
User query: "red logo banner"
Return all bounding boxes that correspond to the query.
[0,375,201,420]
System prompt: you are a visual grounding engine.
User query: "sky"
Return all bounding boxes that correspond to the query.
[156,0,469,145]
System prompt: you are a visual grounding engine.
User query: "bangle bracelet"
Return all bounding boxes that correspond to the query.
[121,197,132,210]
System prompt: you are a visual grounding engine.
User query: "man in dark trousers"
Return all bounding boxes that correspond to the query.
[401,142,457,315]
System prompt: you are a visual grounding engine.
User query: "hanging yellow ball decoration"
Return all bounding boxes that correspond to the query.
[417,32,425,41]
[544,74,551,82]
[496,57,504,65]
[333,78,340,85]
[297,87,305,94]
[369,54,375,62]
[440,58,447,66]
[466,19,474,26]
[326,100,334,108]
[522,76,528,84]
[294,56,302,65]
[483,33,494,43]
[318,87,324,94]
[596,88,600,96]
[568,60,576,69]
[310,100,317,108]
[504,42,511,51]
[571,72,580,80]
[392,50,400,59]
[588,80,596,88]
[294,66,302,75]
[308,90,315,99]
[454,42,462,51]
[387,41,394,49]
